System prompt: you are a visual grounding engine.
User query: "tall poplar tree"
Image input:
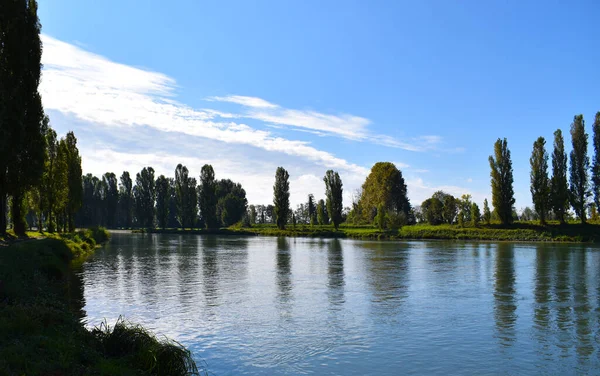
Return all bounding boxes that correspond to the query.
[134,167,156,228]
[199,164,218,229]
[592,112,600,213]
[1,0,47,235]
[273,167,290,230]
[103,172,118,228]
[174,164,190,228]
[307,194,316,225]
[155,175,170,229]
[64,132,82,232]
[530,137,550,224]
[568,115,590,223]
[324,170,343,229]
[489,138,515,225]
[119,172,133,228]
[550,129,569,224]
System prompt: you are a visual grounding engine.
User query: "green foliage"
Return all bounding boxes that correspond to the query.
[421,197,444,225]
[358,162,411,222]
[489,138,516,225]
[591,112,600,211]
[273,167,290,230]
[64,132,83,232]
[174,164,196,229]
[530,136,550,223]
[119,171,133,228]
[199,164,218,229]
[307,194,316,225]
[1,0,46,236]
[483,198,491,224]
[375,204,386,230]
[471,202,481,227]
[569,115,591,223]
[442,195,458,224]
[550,129,569,224]
[134,167,156,228]
[324,170,343,229]
[317,199,328,225]
[155,175,170,229]
[103,172,119,228]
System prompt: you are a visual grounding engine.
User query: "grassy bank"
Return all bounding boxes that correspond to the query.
[0,228,203,375]
[138,222,600,242]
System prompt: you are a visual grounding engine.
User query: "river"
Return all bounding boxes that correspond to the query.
[80,233,600,375]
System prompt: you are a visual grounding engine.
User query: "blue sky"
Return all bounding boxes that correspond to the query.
[38,0,600,209]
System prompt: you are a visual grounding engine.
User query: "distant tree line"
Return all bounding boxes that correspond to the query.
[416,112,600,227]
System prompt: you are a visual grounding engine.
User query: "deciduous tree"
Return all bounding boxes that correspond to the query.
[324,170,343,229]
[273,167,290,230]
[569,115,590,223]
[530,137,550,224]
[550,129,569,224]
[489,138,515,225]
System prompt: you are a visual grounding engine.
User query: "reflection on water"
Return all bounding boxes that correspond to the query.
[82,234,600,375]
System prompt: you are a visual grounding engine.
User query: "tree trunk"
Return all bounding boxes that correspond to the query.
[11,192,26,236]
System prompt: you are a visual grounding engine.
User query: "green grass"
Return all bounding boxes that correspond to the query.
[140,221,600,242]
[0,228,204,375]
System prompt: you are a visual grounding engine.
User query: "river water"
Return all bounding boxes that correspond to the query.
[80,233,600,375]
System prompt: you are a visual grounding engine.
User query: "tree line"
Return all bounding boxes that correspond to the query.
[416,113,600,227]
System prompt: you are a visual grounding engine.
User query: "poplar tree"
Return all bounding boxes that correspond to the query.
[307,194,316,225]
[324,170,343,229]
[64,132,82,232]
[134,167,156,228]
[489,138,515,225]
[103,172,118,228]
[530,137,550,224]
[155,175,170,229]
[592,112,600,213]
[119,172,133,228]
[317,199,326,225]
[550,129,569,224]
[1,0,46,235]
[483,198,491,224]
[568,115,590,223]
[199,164,218,229]
[471,202,481,227]
[273,167,290,230]
[175,164,190,228]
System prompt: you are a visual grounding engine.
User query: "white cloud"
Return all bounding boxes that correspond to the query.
[206,95,278,109]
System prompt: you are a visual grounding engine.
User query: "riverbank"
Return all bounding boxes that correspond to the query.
[136,222,600,242]
[0,228,202,375]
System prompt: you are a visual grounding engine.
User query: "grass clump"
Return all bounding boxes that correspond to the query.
[92,317,202,376]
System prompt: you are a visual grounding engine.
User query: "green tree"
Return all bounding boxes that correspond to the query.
[119,172,133,228]
[249,205,257,224]
[459,194,472,222]
[569,115,590,223]
[1,0,46,235]
[175,164,191,228]
[155,175,170,229]
[592,112,600,213]
[134,167,156,228]
[421,197,444,225]
[199,164,218,229]
[530,137,550,224]
[359,162,411,222]
[215,179,247,226]
[375,204,386,230]
[489,138,515,225]
[483,198,491,225]
[41,126,67,232]
[103,172,118,228]
[317,199,327,225]
[324,170,344,229]
[550,129,569,224]
[471,202,481,227]
[64,132,82,232]
[273,167,290,230]
[307,194,316,225]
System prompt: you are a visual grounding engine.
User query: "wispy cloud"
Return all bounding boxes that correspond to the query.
[206,95,278,109]
[40,35,368,177]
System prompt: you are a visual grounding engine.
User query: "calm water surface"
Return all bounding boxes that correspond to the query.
[81,233,600,375]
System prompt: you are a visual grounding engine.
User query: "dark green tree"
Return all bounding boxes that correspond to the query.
[103,172,118,228]
[592,112,600,213]
[155,175,170,229]
[568,115,590,223]
[471,202,481,227]
[317,199,327,225]
[1,0,46,235]
[249,205,257,224]
[550,129,569,224]
[175,164,190,228]
[64,132,82,232]
[186,177,198,228]
[324,170,343,229]
[215,179,247,226]
[41,126,67,232]
[483,198,491,224]
[442,195,458,224]
[489,138,515,225]
[421,197,444,225]
[134,167,156,228]
[273,167,290,230]
[119,171,133,228]
[307,194,316,225]
[199,164,218,229]
[530,137,550,224]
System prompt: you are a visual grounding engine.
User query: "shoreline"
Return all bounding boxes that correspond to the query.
[129,222,600,243]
